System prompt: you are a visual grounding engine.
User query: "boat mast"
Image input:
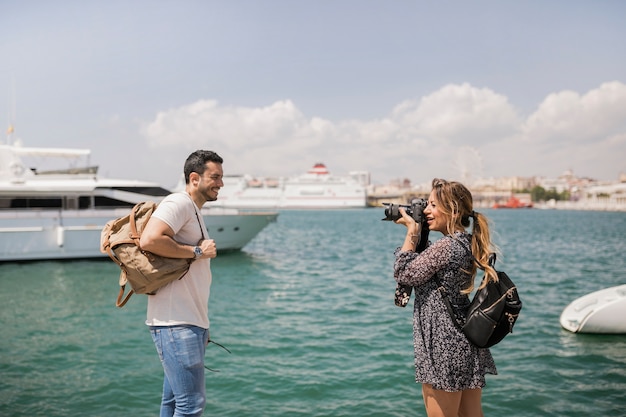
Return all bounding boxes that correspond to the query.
[6,124,14,146]
[6,75,16,146]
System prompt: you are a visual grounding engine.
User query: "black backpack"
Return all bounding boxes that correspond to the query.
[438,253,522,348]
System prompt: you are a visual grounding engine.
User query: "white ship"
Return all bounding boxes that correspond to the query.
[0,142,278,261]
[215,163,368,209]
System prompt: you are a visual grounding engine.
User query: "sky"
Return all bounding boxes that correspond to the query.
[1,0,625,188]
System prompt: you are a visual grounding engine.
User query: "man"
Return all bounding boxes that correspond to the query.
[139,150,224,417]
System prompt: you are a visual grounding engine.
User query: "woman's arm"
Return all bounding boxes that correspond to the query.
[394,238,453,286]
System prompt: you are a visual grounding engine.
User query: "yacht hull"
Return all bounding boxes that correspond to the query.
[0,208,277,262]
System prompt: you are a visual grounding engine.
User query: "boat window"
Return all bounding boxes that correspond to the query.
[79,196,94,209]
[4,197,64,209]
[93,196,136,208]
[65,196,79,210]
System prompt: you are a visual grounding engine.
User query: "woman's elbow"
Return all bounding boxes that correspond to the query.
[394,269,408,285]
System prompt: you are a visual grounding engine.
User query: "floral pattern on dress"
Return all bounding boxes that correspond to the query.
[394,232,497,392]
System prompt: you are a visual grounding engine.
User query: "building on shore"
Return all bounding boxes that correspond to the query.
[366,178,428,207]
[367,171,626,212]
[540,181,626,211]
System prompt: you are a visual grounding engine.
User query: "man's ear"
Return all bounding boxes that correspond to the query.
[189,172,200,186]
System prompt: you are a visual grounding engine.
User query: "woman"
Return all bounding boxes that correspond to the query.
[394,178,498,417]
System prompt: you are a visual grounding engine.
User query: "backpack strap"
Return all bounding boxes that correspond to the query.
[435,276,464,332]
[192,206,205,241]
[128,203,143,246]
[184,192,207,241]
[435,236,497,331]
[116,283,134,308]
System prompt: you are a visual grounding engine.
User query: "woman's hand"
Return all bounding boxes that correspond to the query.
[396,208,422,251]
[395,208,420,233]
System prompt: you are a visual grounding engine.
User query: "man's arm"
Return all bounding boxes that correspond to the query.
[139,217,217,259]
[139,217,195,259]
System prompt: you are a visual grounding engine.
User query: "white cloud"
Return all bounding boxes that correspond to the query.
[392,83,521,145]
[523,81,626,145]
[143,99,307,149]
[141,82,626,185]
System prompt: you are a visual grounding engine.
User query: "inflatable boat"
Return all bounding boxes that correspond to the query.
[560,284,626,334]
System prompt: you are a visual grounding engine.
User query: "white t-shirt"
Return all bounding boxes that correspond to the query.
[145,192,212,329]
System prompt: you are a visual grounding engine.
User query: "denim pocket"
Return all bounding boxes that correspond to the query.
[169,326,206,370]
[150,328,164,361]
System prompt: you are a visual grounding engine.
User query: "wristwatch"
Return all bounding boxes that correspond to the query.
[193,246,203,259]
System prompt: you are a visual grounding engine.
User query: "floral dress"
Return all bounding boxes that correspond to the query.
[394,231,497,392]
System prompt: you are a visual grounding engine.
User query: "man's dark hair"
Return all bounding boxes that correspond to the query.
[184,150,224,184]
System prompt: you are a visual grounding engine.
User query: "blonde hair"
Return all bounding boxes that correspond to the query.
[430,178,499,292]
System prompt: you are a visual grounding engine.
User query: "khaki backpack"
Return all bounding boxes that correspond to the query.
[100,201,197,307]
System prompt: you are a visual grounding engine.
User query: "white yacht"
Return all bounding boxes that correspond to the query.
[0,143,278,261]
[216,163,368,209]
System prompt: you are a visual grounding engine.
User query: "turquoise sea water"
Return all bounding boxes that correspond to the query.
[1,208,625,417]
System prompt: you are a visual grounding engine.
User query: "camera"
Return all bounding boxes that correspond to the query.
[381,198,428,223]
[382,198,429,308]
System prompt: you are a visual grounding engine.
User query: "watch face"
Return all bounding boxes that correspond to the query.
[194,246,202,257]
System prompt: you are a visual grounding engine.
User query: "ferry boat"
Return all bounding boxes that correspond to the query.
[215,163,368,209]
[0,142,278,261]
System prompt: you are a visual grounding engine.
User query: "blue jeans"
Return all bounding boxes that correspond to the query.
[150,325,210,417]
